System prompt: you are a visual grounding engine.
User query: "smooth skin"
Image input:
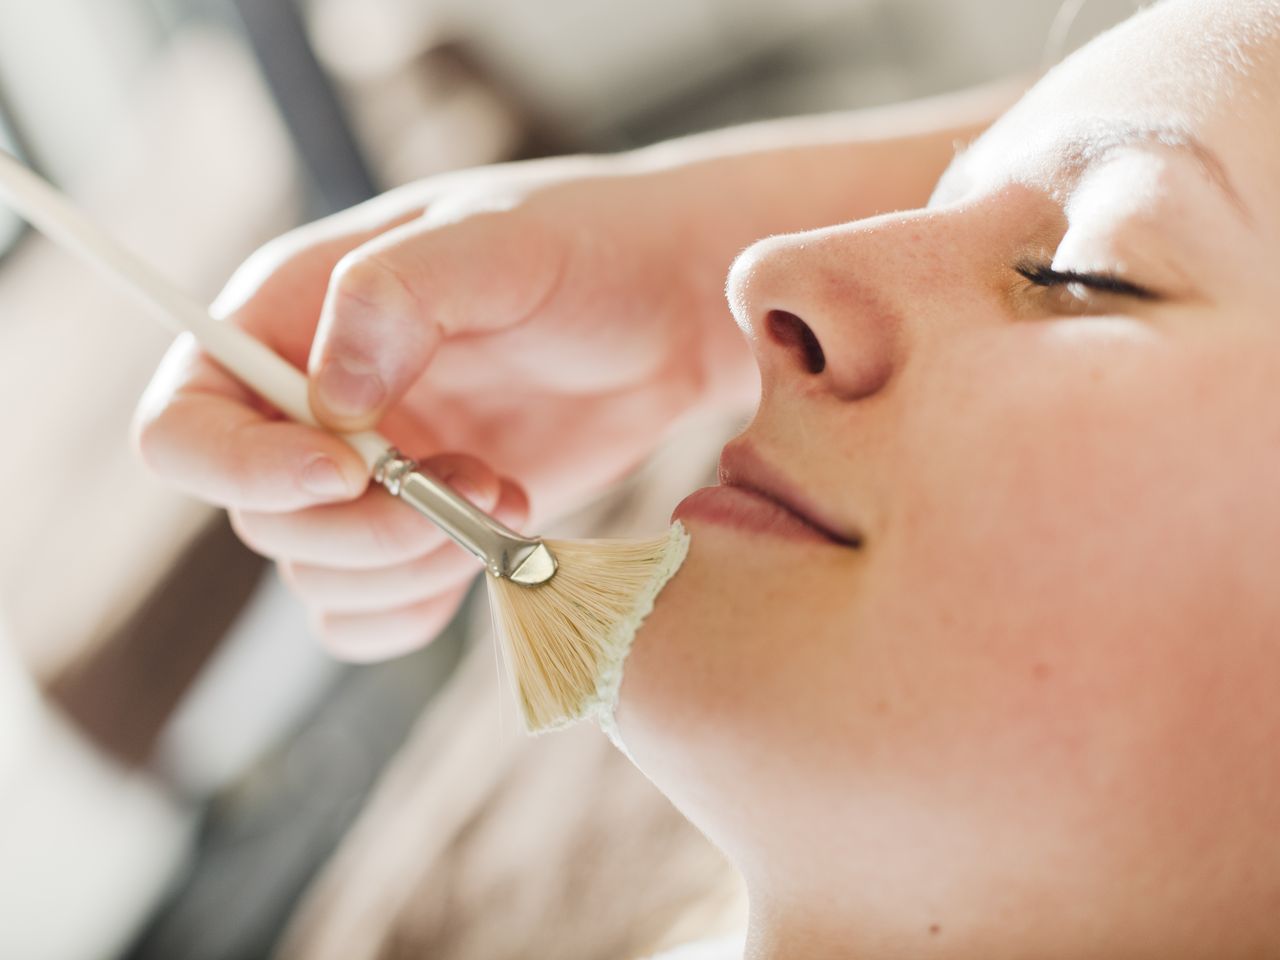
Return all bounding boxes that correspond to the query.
[617,1,1280,957]
[135,0,1280,955]
[134,87,1005,657]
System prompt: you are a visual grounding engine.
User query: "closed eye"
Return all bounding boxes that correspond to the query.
[1015,262,1158,300]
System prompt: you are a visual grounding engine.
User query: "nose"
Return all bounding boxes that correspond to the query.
[726,224,906,402]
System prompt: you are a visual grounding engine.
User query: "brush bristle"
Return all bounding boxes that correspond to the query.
[486,522,689,734]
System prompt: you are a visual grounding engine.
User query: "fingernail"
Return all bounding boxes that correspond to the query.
[316,358,386,420]
[302,455,356,499]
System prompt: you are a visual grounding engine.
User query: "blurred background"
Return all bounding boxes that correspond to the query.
[0,0,1137,957]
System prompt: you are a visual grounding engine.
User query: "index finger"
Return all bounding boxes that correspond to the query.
[134,333,370,511]
[132,206,429,512]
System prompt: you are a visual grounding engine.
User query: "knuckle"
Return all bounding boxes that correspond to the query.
[330,250,419,321]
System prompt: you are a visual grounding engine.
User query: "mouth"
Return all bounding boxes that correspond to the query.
[671,441,862,548]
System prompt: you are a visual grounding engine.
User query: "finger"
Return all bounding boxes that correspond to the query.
[210,201,428,367]
[230,453,504,567]
[277,474,531,613]
[134,196,433,509]
[492,476,531,533]
[281,543,482,614]
[135,336,369,511]
[314,583,473,662]
[307,208,567,430]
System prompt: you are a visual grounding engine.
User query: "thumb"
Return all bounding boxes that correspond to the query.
[308,207,566,431]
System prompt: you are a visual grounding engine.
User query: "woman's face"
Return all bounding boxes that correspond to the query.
[618,0,1280,948]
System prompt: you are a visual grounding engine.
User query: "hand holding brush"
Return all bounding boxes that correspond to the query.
[0,151,755,731]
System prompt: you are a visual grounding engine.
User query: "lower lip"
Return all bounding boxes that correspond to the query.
[671,485,836,545]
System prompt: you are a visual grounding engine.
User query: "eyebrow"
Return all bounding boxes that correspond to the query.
[947,122,1250,222]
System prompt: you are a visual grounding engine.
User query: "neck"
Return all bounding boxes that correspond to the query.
[739,884,1031,960]
[742,887,873,960]
[742,909,970,960]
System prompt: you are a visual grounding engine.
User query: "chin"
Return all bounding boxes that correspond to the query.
[615,520,836,773]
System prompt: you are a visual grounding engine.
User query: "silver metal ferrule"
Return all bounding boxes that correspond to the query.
[372,448,557,586]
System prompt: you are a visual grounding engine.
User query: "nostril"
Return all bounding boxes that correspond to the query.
[766,310,826,374]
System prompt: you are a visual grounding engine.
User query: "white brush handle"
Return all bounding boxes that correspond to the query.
[0,149,388,468]
[0,150,556,583]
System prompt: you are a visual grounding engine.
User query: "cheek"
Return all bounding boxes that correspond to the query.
[612,321,1280,898]
[615,525,868,850]
[884,320,1280,637]
[863,322,1280,842]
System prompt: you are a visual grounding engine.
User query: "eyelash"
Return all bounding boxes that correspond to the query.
[1015,262,1157,301]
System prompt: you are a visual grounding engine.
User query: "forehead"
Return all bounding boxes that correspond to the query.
[946,0,1280,226]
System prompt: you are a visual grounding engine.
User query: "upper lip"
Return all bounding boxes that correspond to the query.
[717,441,862,548]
